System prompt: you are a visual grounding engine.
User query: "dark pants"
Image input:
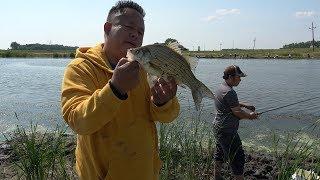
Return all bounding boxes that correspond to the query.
[214,131,245,175]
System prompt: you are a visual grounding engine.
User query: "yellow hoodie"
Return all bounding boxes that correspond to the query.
[61,44,180,180]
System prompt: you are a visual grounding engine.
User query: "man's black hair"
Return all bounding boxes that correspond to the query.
[107,1,145,21]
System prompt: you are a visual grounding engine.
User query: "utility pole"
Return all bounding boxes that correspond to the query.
[232,40,234,49]
[309,22,316,51]
[253,37,256,50]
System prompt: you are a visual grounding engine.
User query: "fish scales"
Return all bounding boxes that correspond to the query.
[150,45,195,86]
[127,42,215,110]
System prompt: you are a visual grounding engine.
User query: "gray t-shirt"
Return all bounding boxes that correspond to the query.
[214,81,240,133]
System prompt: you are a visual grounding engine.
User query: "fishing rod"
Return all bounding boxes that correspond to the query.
[257,96,320,115]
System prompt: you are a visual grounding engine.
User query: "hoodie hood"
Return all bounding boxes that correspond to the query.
[75,43,113,73]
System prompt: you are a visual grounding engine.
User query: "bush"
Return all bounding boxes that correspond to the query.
[69,52,75,58]
[53,53,60,58]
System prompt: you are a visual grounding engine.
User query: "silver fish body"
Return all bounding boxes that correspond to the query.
[127,42,214,110]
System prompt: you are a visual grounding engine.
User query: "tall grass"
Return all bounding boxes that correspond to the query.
[2,112,319,179]
[271,119,320,179]
[159,102,320,179]
[159,106,216,179]
[3,115,72,180]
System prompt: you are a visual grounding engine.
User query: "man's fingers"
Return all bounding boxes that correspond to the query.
[126,60,140,72]
[128,60,140,68]
[117,59,140,70]
[151,85,162,101]
[158,78,172,91]
[158,78,167,84]
[117,58,129,67]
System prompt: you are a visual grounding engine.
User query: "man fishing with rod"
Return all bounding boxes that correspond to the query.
[212,65,320,179]
[213,65,259,180]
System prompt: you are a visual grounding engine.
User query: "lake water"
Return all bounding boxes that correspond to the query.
[0,58,319,148]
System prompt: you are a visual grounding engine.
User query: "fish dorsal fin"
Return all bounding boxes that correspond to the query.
[167,41,182,55]
[166,41,199,70]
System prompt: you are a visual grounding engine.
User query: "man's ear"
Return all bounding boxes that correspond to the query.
[104,22,112,36]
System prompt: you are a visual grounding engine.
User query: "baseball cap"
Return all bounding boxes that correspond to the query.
[223,65,247,78]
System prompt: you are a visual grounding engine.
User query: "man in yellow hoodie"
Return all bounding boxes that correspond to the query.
[61,1,180,180]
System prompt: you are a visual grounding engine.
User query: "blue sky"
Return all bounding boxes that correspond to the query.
[1,0,320,50]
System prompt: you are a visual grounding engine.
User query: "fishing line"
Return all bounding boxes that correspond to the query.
[257,96,320,115]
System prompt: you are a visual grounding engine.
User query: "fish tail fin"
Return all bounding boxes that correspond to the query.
[191,82,215,111]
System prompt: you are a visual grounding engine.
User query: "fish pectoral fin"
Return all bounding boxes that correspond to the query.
[147,74,158,88]
[191,89,202,111]
[191,81,215,111]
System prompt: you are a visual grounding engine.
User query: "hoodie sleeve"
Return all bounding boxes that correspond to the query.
[61,62,123,135]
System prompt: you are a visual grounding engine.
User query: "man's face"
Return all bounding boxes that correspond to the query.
[106,8,145,61]
[232,76,241,86]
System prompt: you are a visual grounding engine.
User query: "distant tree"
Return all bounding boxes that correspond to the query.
[282,41,320,49]
[69,52,75,58]
[164,38,189,51]
[8,42,78,51]
[10,42,20,50]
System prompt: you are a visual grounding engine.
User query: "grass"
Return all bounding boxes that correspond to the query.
[3,114,73,180]
[1,48,320,59]
[271,119,320,179]
[1,113,319,179]
[0,49,75,58]
[159,108,216,179]
[185,48,320,59]
[158,104,320,179]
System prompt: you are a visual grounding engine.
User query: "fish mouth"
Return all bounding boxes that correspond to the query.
[126,49,138,61]
[126,48,135,56]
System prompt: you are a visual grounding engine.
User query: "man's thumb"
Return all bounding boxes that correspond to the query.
[117,58,129,67]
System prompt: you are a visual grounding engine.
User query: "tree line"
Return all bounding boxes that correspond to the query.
[10,42,78,51]
[282,41,320,49]
[9,39,318,52]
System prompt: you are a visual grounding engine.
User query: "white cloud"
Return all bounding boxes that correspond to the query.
[202,15,221,21]
[295,11,316,18]
[216,9,241,16]
[202,8,240,22]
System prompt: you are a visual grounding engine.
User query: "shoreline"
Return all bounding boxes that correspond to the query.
[1,48,320,60]
[1,135,318,179]
[1,56,320,60]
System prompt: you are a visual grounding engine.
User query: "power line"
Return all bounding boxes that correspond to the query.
[309,22,316,51]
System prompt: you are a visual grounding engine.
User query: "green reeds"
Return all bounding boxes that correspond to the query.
[268,119,320,179]
[159,100,320,179]
[159,105,216,179]
[3,115,71,180]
